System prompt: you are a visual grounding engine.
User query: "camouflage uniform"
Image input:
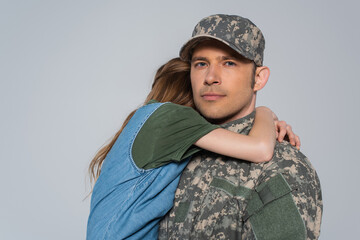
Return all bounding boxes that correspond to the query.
[159,112,322,240]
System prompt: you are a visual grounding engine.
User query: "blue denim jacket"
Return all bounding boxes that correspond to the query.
[87,102,189,240]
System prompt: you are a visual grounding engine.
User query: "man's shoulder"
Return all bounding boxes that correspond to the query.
[268,141,316,172]
[260,141,320,191]
[273,141,311,165]
[273,141,308,161]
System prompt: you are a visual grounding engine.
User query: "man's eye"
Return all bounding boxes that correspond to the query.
[225,61,236,66]
[194,62,207,67]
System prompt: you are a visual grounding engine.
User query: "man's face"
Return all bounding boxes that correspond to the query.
[190,40,256,124]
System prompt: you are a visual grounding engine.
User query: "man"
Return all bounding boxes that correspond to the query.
[159,14,322,239]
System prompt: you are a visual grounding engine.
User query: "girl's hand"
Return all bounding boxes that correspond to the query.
[275,120,301,150]
[270,110,301,150]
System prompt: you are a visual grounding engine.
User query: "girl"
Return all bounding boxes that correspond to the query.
[86,58,299,240]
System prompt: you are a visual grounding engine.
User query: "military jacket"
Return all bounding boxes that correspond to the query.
[159,112,322,240]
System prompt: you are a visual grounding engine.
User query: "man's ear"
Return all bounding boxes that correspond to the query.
[253,66,270,92]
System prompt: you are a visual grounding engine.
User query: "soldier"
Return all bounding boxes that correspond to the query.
[159,14,322,240]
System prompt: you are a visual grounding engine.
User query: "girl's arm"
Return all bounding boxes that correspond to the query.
[194,107,276,163]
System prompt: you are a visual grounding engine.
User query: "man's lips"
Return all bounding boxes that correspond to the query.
[201,93,226,101]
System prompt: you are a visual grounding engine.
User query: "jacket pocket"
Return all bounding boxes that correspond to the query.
[244,173,306,240]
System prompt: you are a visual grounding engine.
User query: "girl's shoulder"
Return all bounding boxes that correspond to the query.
[144,100,194,115]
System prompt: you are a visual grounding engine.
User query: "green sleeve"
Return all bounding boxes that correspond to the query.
[132,102,219,169]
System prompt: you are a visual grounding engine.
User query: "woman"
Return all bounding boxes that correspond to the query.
[86,58,299,239]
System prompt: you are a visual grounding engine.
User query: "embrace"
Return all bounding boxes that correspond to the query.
[87,14,322,240]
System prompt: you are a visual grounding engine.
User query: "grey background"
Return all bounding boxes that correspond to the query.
[1,0,359,239]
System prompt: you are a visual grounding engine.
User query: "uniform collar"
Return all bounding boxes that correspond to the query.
[220,111,255,134]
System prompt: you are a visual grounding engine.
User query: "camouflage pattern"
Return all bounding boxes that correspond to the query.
[180,14,265,66]
[159,112,322,240]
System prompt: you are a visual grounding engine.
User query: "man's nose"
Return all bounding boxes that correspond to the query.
[204,65,221,85]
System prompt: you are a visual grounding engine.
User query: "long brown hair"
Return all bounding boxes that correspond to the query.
[88,58,193,184]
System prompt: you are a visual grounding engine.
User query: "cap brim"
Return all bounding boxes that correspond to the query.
[179,35,235,61]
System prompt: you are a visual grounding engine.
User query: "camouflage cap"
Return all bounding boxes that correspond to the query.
[180,14,265,66]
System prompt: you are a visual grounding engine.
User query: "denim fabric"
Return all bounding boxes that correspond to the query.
[87,102,189,240]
